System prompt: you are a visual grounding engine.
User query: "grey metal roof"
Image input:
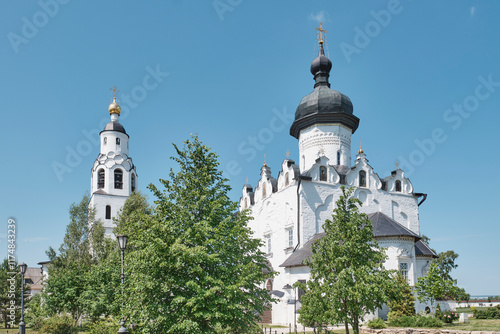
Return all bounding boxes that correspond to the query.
[280,212,421,268]
[333,165,350,176]
[415,240,438,258]
[290,44,359,138]
[102,121,127,134]
[368,212,420,239]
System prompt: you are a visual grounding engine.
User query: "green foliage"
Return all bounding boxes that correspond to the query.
[388,315,443,328]
[297,186,393,334]
[387,273,415,317]
[474,306,500,319]
[415,262,453,312]
[118,135,274,333]
[367,318,386,329]
[25,292,45,329]
[435,250,459,282]
[434,303,442,319]
[86,317,120,334]
[43,193,118,326]
[40,314,75,334]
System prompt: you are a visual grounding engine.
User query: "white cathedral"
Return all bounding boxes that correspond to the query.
[85,28,437,326]
[238,35,437,324]
[89,97,138,236]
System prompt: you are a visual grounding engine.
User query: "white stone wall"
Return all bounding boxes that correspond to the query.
[298,124,352,172]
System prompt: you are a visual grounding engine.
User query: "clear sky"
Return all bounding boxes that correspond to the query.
[1,1,499,296]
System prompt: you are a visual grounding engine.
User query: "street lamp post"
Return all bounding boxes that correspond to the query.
[117,235,129,334]
[19,262,27,334]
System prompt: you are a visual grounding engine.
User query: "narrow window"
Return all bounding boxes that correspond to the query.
[97,169,105,189]
[399,262,409,281]
[262,183,266,198]
[297,279,306,301]
[288,229,294,248]
[320,166,327,181]
[244,198,248,209]
[103,137,107,145]
[105,205,111,219]
[131,174,136,192]
[266,279,273,291]
[285,172,289,186]
[359,170,366,187]
[337,151,341,165]
[116,138,120,145]
[266,236,272,254]
[395,180,402,192]
[114,169,123,189]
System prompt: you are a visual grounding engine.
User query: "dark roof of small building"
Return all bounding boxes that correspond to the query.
[415,240,438,258]
[101,121,127,134]
[368,212,420,240]
[280,212,421,268]
[333,165,350,176]
[26,267,43,291]
[279,233,325,268]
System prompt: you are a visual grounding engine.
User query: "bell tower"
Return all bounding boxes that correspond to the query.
[89,90,138,236]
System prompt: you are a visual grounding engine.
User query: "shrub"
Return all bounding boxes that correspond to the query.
[441,310,459,323]
[40,314,74,334]
[474,306,500,319]
[389,315,443,328]
[434,303,443,319]
[387,310,405,323]
[367,318,386,329]
[86,318,120,334]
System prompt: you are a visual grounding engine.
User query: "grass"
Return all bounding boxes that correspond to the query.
[442,318,500,331]
[456,306,490,314]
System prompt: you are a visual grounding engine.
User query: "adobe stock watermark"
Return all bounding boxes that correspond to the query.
[213,0,243,21]
[339,0,408,64]
[398,74,499,176]
[7,0,71,54]
[224,106,294,178]
[51,64,170,182]
[6,218,18,327]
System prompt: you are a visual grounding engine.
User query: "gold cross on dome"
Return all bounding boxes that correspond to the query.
[395,159,400,169]
[315,22,327,44]
[110,85,120,99]
[286,148,290,158]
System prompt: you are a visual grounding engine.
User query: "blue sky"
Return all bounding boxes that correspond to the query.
[1,1,499,295]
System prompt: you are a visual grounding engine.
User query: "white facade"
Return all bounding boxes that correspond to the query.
[89,99,137,236]
[239,40,435,325]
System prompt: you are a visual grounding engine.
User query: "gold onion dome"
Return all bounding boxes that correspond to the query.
[108,97,121,115]
[358,146,364,154]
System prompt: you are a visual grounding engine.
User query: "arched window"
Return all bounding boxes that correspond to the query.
[244,198,248,209]
[116,138,120,145]
[337,151,341,165]
[285,172,289,186]
[395,180,402,192]
[262,183,266,198]
[114,169,123,189]
[320,166,327,181]
[105,205,111,220]
[97,169,105,189]
[103,137,107,145]
[359,170,366,187]
[266,279,273,291]
[131,174,136,192]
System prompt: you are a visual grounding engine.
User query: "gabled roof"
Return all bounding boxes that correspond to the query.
[368,212,420,240]
[415,240,438,258]
[280,212,421,268]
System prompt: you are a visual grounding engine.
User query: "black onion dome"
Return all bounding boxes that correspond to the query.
[290,43,359,139]
[101,121,127,135]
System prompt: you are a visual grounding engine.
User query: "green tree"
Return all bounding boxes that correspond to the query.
[296,186,392,334]
[415,262,453,313]
[435,250,459,282]
[387,273,415,320]
[43,193,113,326]
[118,135,274,333]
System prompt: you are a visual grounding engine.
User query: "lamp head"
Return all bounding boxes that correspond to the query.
[117,235,128,251]
[19,262,27,275]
